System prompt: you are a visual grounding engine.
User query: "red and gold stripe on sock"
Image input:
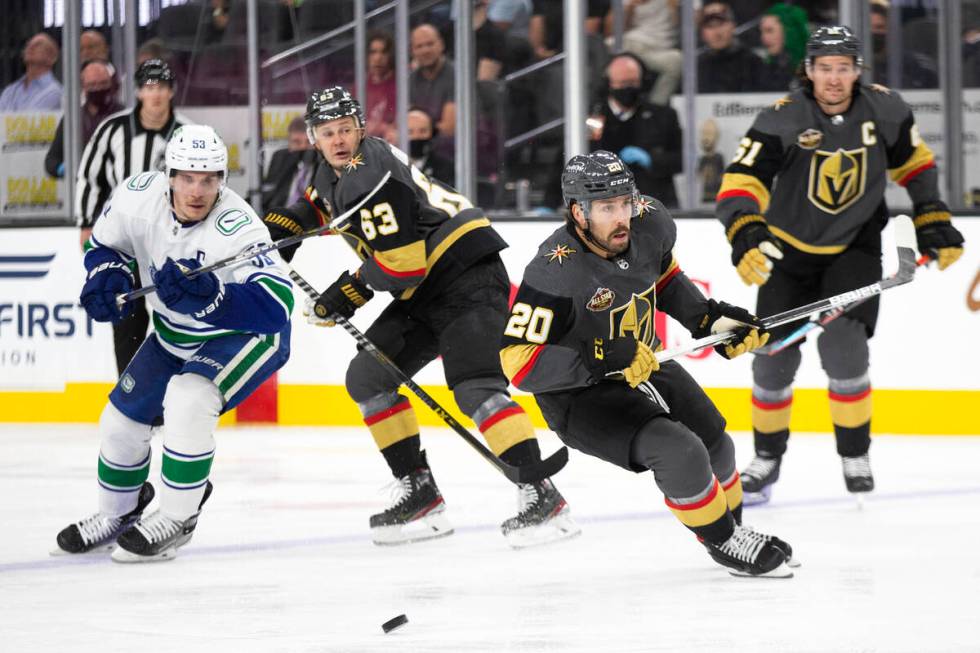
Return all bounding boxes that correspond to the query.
[720,470,743,513]
[479,403,536,456]
[829,387,872,429]
[364,397,419,450]
[665,478,729,528]
[752,394,793,434]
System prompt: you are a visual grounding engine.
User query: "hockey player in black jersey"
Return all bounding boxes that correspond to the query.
[263,87,579,548]
[501,150,796,577]
[716,26,965,504]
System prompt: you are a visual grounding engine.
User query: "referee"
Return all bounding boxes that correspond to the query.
[76,58,191,375]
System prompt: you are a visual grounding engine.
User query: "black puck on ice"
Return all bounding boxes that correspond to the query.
[382,614,408,633]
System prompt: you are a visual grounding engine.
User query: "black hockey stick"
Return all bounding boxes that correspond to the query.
[765,253,932,356]
[114,171,392,307]
[288,268,569,485]
[656,215,920,363]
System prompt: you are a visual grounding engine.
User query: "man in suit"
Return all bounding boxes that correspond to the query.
[261,116,316,209]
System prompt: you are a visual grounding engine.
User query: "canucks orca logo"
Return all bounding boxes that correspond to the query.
[215,209,252,235]
[807,147,867,214]
[608,282,656,347]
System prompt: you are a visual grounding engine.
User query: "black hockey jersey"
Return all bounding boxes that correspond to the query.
[500,198,710,395]
[716,84,943,254]
[266,136,506,299]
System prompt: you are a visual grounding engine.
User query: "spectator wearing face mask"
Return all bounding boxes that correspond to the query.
[45,59,124,179]
[588,52,681,207]
[406,107,454,185]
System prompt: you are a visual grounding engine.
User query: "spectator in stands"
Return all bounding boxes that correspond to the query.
[605,1,682,105]
[0,32,63,112]
[407,107,454,185]
[588,53,681,207]
[696,1,766,93]
[529,0,608,60]
[365,30,397,141]
[475,0,507,81]
[205,0,233,42]
[488,0,533,38]
[45,60,124,179]
[262,116,315,209]
[137,38,171,66]
[964,4,980,88]
[80,30,110,63]
[410,24,455,138]
[869,1,937,89]
[756,3,809,93]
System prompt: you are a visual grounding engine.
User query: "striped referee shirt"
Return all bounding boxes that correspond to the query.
[75,102,190,227]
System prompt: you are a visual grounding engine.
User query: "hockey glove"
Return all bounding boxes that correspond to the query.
[303,296,335,327]
[581,337,659,388]
[80,261,134,323]
[693,299,769,360]
[913,204,964,271]
[728,216,784,286]
[152,258,225,318]
[262,207,307,262]
[313,270,374,324]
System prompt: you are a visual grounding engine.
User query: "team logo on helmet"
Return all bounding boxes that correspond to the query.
[586,287,615,312]
[797,129,823,150]
[545,243,576,264]
[807,147,868,214]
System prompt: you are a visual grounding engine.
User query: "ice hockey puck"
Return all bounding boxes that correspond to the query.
[382,614,408,633]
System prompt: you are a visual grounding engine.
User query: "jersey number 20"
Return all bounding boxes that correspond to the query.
[505,303,553,343]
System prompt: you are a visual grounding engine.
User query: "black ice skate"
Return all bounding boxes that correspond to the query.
[842,453,874,494]
[52,482,155,555]
[111,481,213,563]
[701,524,794,578]
[501,478,581,549]
[743,525,801,568]
[369,452,453,545]
[740,455,781,506]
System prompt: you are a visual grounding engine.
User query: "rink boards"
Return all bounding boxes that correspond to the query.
[0,219,977,433]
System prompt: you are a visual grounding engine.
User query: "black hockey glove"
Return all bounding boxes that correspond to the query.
[263,207,307,262]
[693,299,769,360]
[580,336,659,388]
[313,270,374,324]
[728,216,784,286]
[913,203,964,271]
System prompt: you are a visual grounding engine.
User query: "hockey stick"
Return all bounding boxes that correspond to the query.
[655,215,920,364]
[765,253,932,356]
[288,268,569,485]
[114,171,392,306]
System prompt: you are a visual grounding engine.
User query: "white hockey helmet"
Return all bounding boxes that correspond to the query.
[165,124,228,185]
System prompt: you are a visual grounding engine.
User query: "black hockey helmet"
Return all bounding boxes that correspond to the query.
[305,86,365,133]
[561,150,637,216]
[135,58,175,87]
[805,26,863,67]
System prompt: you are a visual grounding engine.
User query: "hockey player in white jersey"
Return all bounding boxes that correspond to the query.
[54,125,294,562]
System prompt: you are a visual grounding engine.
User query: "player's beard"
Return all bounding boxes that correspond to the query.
[594,226,630,255]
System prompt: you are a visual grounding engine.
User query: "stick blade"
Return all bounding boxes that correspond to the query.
[892,214,918,280]
[510,446,569,484]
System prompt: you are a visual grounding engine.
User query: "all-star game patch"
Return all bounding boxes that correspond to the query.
[586,287,615,312]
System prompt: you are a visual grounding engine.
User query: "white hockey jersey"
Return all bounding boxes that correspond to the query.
[89,171,293,359]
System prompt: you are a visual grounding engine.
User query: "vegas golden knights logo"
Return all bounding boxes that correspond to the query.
[608,283,656,346]
[807,147,868,214]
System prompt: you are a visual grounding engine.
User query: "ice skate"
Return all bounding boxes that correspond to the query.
[744,525,801,568]
[702,524,794,578]
[111,481,213,563]
[501,478,581,549]
[52,482,155,556]
[842,453,874,494]
[740,455,781,506]
[370,452,454,546]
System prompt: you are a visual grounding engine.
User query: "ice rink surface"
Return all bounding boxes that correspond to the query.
[2,423,979,653]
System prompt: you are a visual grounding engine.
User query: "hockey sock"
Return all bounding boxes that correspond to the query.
[160,373,220,520]
[828,381,872,457]
[751,385,793,457]
[473,399,537,458]
[665,477,735,544]
[720,470,743,524]
[359,393,424,478]
[97,403,153,517]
